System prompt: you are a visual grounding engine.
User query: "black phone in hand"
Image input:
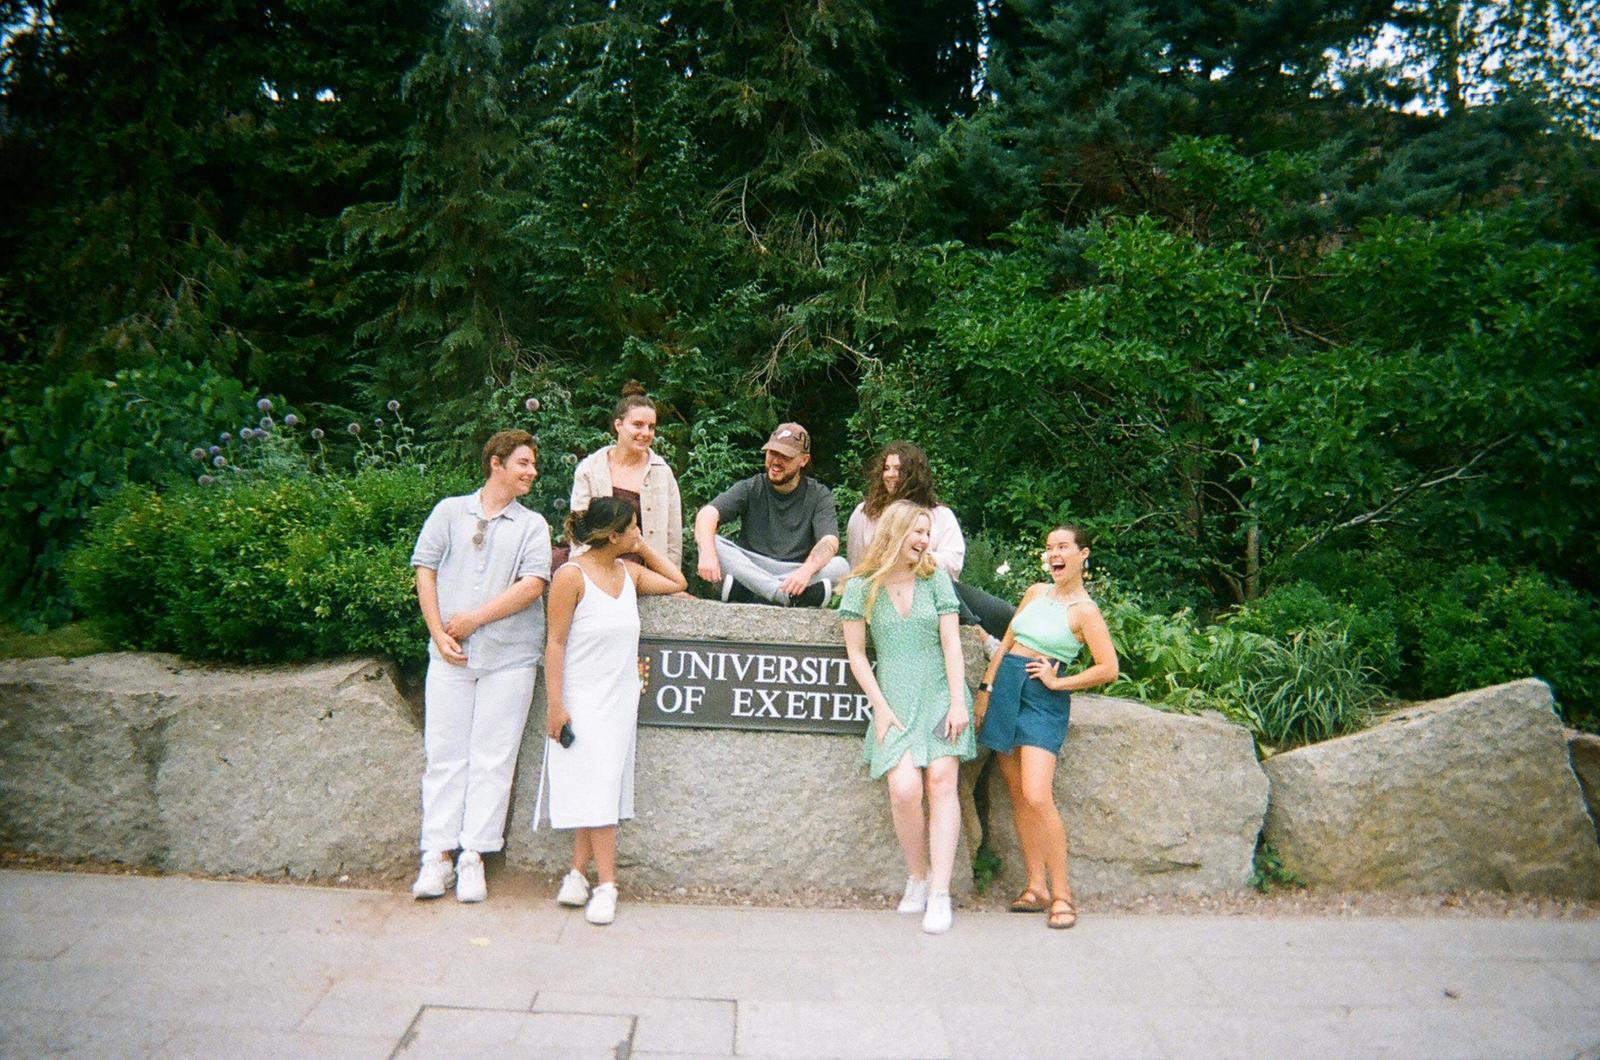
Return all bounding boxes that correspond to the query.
[558,722,575,748]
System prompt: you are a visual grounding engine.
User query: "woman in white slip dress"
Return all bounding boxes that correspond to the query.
[538,496,687,925]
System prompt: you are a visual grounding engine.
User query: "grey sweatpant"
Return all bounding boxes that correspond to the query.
[714,536,849,604]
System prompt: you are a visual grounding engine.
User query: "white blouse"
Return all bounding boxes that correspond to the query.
[846,502,966,578]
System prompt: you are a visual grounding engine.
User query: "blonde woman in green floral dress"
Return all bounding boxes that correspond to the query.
[840,500,977,933]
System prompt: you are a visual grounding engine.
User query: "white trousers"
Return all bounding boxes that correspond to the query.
[419,660,537,854]
[715,536,850,604]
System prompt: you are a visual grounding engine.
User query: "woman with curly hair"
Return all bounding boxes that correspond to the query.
[846,441,1013,639]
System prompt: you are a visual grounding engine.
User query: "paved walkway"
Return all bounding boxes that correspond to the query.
[1,869,1596,1059]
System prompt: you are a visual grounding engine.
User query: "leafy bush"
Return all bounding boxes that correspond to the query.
[66,468,470,666]
[1231,581,1403,685]
[1403,562,1600,727]
[0,361,266,625]
[1100,581,1380,750]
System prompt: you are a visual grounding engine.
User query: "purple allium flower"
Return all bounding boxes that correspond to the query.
[219,432,232,443]
[191,448,207,461]
[208,445,222,457]
[386,399,400,412]
[256,422,272,435]
[257,398,273,413]
[240,428,255,441]
[524,397,541,413]
[347,422,361,435]
[374,417,384,428]
[310,427,325,441]
[563,453,577,466]
[483,376,494,386]
[284,413,300,427]
[198,474,215,486]
[553,498,568,510]
[260,416,273,429]
[212,455,227,468]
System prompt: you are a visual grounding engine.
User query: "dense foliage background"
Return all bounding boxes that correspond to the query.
[5,0,1598,732]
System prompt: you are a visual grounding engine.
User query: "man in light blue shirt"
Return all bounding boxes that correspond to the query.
[409,429,552,903]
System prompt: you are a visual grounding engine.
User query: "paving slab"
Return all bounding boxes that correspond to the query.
[2,869,1598,1059]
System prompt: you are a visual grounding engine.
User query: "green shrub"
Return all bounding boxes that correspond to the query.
[1230,625,1382,750]
[1100,582,1379,749]
[1403,562,1600,727]
[1231,581,1403,684]
[66,468,470,665]
[0,361,266,625]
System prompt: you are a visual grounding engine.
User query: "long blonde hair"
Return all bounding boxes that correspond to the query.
[841,500,937,622]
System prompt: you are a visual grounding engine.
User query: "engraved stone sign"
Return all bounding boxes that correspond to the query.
[638,636,870,735]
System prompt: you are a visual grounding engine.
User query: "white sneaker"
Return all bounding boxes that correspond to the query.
[411,852,454,899]
[556,869,590,907]
[455,850,487,903]
[585,882,618,925]
[922,892,953,934]
[897,876,930,914]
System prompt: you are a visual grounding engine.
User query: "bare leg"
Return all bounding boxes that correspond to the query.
[587,825,620,885]
[885,754,930,880]
[1017,746,1070,901]
[997,749,1047,897]
[924,756,961,893]
[570,829,593,875]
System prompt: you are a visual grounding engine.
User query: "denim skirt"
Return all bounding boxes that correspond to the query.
[977,652,1072,754]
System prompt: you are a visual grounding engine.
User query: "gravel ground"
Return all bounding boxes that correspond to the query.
[7,849,1597,920]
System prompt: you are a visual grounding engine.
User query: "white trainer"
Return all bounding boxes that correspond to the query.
[922,891,953,934]
[896,876,930,914]
[411,852,454,899]
[585,882,618,925]
[556,868,590,907]
[455,850,487,903]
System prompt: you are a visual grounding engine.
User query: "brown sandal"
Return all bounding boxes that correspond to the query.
[1009,888,1049,913]
[1047,896,1078,930]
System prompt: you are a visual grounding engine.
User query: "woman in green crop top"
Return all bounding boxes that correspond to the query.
[974,525,1119,929]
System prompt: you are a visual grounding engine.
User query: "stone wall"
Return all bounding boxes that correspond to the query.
[6,601,1592,899]
[503,597,982,894]
[0,654,420,878]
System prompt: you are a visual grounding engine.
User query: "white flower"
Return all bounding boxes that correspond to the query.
[994,562,1011,577]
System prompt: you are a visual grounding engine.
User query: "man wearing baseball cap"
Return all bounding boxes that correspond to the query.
[692,422,849,606]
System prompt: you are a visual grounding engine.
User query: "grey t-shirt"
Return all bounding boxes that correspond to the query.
[411,492,552,671]
[710,474,839,562]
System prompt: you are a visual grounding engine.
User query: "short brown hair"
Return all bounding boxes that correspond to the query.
[612,380,656,423]
[481,429,538,477]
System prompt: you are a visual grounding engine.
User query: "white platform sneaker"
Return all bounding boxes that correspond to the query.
[556,869,591,907]
[922,891,953,934]
[897,876,930,914]
[585,882,618,925]
[411,852,455,899]
[455,850,487,903]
